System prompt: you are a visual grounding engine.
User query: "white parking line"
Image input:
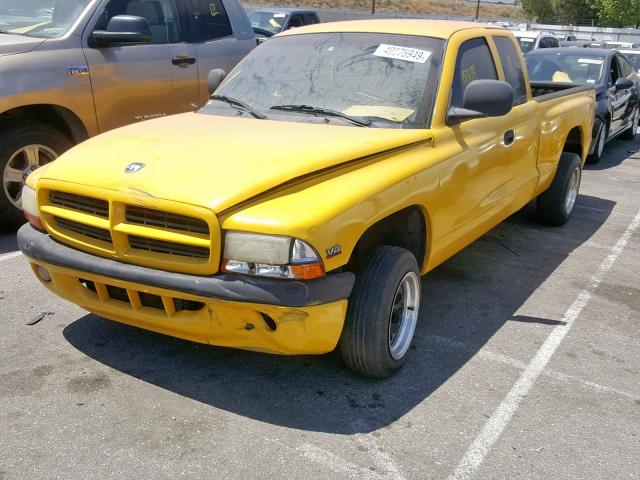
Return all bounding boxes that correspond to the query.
[448,207,640,480]
[0,251,21,262]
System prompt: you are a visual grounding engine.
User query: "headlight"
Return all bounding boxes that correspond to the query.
[222,231,324,279]
[21,185,45,231]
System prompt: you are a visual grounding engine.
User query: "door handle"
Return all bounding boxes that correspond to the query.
[171,56,196,66]
[504,129,515,146]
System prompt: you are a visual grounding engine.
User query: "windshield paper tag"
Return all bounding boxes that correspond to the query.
[520,38,535,42]
[578,58,603,65]
[373,44,431,63]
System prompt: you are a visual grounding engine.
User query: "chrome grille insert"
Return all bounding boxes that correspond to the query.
[56,217,112,244]
[128,235,210,258]
[50,191,109,218]
[126,206,209,235]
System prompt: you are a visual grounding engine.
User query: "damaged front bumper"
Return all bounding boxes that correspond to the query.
[18,224,355,354]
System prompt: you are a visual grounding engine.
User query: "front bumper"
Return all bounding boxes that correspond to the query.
[18,225,354,354]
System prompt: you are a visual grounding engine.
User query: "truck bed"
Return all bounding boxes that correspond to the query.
[531,81,595,101]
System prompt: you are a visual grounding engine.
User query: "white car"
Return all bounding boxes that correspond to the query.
[513,31,560,54]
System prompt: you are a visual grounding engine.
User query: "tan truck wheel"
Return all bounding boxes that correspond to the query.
[339,246,421,378]
[0,122,71,231]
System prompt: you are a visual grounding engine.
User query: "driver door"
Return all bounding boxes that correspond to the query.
[83,0,198,133]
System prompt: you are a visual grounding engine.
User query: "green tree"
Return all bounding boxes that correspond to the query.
[592,0,640,26]
[522,0,595,22]
[521,0,555,20]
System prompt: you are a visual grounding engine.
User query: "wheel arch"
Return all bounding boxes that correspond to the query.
[0,104,89,145]
[346,204,431,273]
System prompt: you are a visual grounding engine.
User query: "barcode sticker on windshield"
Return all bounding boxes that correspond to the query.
[373,44,431,63]
[578,58,603,65]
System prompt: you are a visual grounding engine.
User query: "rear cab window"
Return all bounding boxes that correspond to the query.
[450,37,498,109]
[493,36,528,105]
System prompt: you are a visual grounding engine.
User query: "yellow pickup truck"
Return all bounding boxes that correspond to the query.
[18,20,595,378]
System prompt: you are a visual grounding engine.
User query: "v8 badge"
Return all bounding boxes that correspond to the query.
[326,245,342,259]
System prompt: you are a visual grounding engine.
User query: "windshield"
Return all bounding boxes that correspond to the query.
[201,32,445,128]
[248,11,289,34]
[0,0,90,38]
[526,52,606,85]
[515,35,536,54]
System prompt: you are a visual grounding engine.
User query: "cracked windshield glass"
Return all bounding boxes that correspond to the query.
[0,0,91,38]
[202,32,445,128]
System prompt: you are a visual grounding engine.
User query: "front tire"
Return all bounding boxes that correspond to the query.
[622,107,639,140]
[587,120,607,164]
[0,122,71,231]
[537,152,582,226]
[339,246,421,378]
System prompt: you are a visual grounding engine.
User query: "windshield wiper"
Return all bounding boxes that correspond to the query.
[270,104,371,127]
[210,95,266,119]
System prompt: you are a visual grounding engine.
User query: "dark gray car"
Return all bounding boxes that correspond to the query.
[0,0,255,229]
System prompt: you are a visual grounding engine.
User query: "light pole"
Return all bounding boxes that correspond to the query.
[475,0,481,20]
[372,0,376,15]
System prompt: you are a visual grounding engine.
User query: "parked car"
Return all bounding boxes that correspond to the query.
[247,8,320,38]
[604,41,640,49]
[560,40,593,48]
[513,30,560,54]
[526,48,640,164]
[617,48,640,72]
[18,21,594,377]
[0,0,256,230]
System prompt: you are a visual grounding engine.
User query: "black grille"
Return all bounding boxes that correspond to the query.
[128,235,209,258]
[56,217,112,244]
[126,206,209,235]
[50,191,109,218]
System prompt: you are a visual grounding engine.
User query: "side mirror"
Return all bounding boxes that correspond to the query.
[92,15,152,47]
[614,77,634,90]
[208,69,227,95]
[447,80,514,125]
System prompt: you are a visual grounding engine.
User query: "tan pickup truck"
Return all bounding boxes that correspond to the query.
[19,21,595,377]
[0,0,255,229]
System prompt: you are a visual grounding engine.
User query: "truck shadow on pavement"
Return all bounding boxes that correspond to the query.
[0,233,18,255]
[63,194,614,434]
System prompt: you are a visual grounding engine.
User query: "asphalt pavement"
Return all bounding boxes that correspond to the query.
[1,136,639,479]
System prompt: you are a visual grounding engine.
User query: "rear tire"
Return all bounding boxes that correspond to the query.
[0,122,71,231]
[622,107,639,140]
[586,120,607,164]
[537,152,582,226]
[339,246,420,378]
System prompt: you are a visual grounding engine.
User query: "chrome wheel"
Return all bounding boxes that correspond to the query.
[388,271,420,360]
[597,125,606,158]
[2,144,57,209]
[564,165,581,215]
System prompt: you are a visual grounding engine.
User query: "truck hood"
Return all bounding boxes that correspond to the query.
[0,33,45,56]
[41,113,431,213]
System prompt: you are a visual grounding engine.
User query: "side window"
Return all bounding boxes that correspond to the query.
[95,0,181,44]
[303,13,318,25]
[619,56,633,77]
[288,14,303,28]
[539,37,553,48]
[450,37,498,109]
[494,36,527,105]
[609,56,620,85]
[186,0,232,41]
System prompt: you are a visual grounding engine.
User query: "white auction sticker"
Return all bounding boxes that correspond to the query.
[578,58,603,65]
[373,44,431,63]
[520,38,535,42]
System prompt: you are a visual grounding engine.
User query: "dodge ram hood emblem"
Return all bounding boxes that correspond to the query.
[125,162,145,173]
